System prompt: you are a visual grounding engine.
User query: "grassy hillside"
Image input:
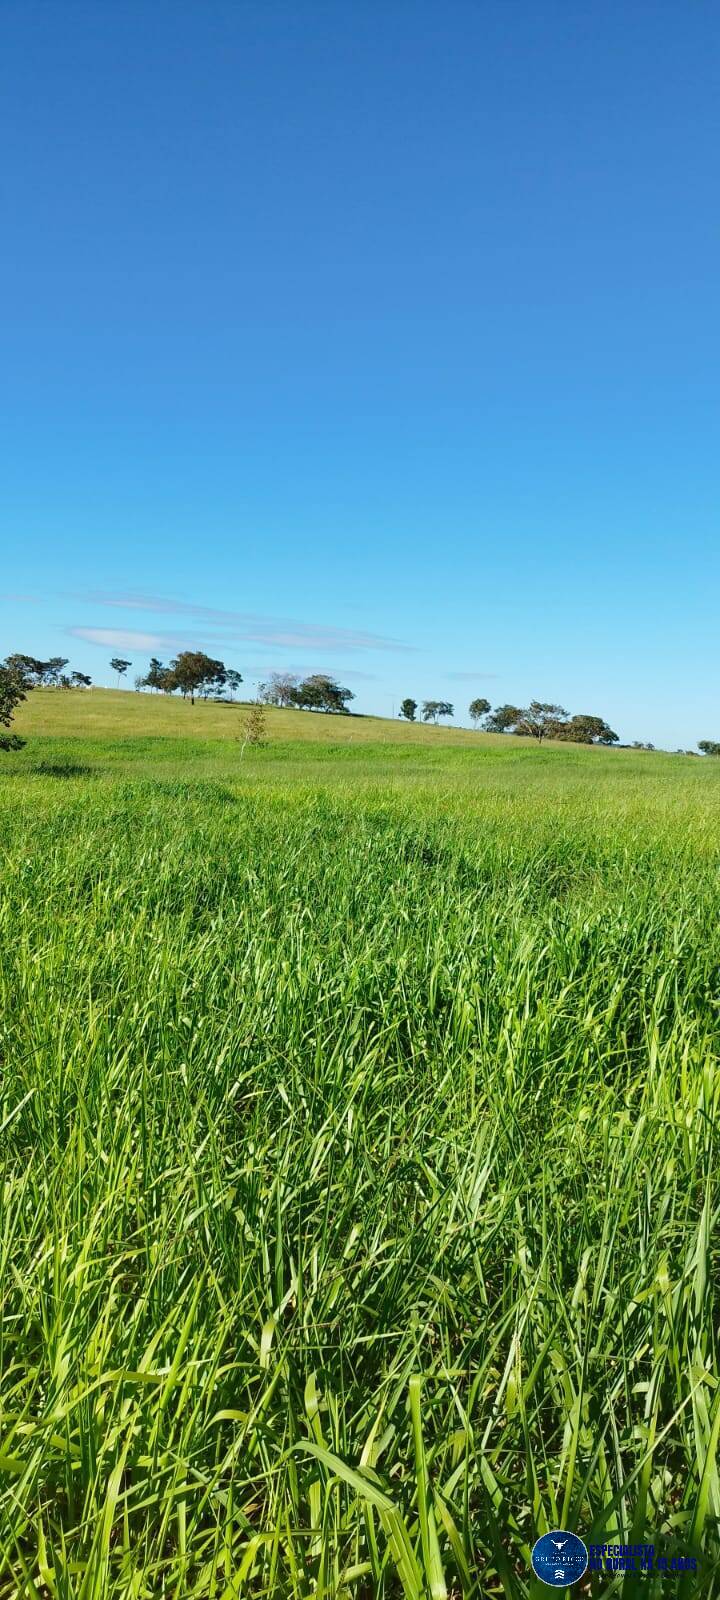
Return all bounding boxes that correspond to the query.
[15,686,495,743]
[1,690,719,1595]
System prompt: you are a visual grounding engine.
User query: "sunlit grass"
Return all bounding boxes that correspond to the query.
[1,701,719,1595]
[14,687,493,744]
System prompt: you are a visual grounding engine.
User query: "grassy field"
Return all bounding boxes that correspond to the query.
[1,691,720,1596]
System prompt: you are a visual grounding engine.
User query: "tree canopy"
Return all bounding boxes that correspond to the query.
[422,701,453,724]
[257,673,300,707]
[557,713,618,745]
[469,696,491,726]
[480,701,617,743]
[165,652,226,704]
[257,673,355,713]
[0,660,30,750]
[144,657,168,692]
[484,704,522,732]
[293,675,355,713]
[513,702,569,741]
[4,654,69,687]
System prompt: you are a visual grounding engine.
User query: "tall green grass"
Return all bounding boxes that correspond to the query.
[1,738,719,1595]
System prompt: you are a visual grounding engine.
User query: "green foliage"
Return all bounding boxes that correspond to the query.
[1,725,720,1594]
[239,700,267,749]
[514,700,569,740]
[166,650,227,703]
[400,697,417,721]
[158,655,239,704]
[109,656,132,685]
[0,659,31,750]
[556,713,619,744]
[144,656,168,692]
[3,652,46,684]
[485,703,619,744]
[291,674,355,713]
[422,700,453,723]
[45,656,69,683]
[698,740,720,756]
[484,702,522,732]
[5,654,70,687]
[468,695,490,725]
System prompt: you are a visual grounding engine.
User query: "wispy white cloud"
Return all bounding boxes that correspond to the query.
[82,592,413,653]
[446,670,499,681]
[68,628,387,676]
[70,627,172,652]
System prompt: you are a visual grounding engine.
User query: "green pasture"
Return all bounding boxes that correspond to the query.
[1,691,719,1595]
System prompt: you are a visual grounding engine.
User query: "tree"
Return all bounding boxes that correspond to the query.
[200,660,227,699]
[399,697,417,721]
[260,671,355,713]
[166,651,226,705]
[43,657,69,686]
[556,714,618,745]
[4,654,45,685]
[698,740,720,756]
[514,702,569,742]
[294,675,355,713]
[70,671,92,687]
[226,669,243,701]
[257,672,300,707]
[145,657,166,693]
[469,696,491,727]
[484,704,521,732]
[239,702,267,753]
[422,700,453,724]
[0,662,30,751]
[110,657,131,687]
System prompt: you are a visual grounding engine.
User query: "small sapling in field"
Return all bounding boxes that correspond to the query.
[239,701,267,754]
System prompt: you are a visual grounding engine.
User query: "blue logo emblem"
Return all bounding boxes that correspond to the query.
[531,1530,588,1587]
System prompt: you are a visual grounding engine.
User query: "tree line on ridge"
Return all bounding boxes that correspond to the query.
[1,650,720,754]
[398,696,618,743]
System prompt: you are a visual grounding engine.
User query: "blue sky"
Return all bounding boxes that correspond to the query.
[2,1,718,745]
